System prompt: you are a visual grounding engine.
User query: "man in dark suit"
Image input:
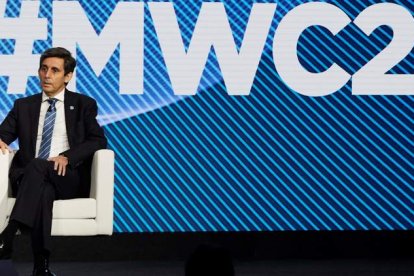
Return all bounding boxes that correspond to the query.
[0,47,107,275]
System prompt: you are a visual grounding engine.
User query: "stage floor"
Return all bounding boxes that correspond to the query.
[13,258,414,276]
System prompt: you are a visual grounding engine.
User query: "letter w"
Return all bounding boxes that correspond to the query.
[149,3,276,95]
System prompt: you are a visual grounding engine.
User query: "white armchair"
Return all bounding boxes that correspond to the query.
[0,149,114,236]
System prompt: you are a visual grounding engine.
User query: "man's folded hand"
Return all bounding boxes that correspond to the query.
[48,155,69,176]
[0,139,11,155]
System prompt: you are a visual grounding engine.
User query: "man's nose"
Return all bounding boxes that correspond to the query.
[45,69,51,78]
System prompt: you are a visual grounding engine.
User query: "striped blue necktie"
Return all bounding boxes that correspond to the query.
[38,98,58,159]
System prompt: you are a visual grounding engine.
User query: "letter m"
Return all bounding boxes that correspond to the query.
[53,1,143,94]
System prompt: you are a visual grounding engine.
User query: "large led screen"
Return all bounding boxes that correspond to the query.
[0,0,413,232]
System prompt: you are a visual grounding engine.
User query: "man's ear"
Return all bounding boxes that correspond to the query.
[64,72,73,84]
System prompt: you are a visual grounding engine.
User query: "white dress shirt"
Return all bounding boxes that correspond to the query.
[35,90,70,158]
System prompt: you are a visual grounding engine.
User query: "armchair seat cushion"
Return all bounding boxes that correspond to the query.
[7,198,97,219]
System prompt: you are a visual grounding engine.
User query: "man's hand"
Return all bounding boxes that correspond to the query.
[48,155,69,176]
[0,139,11,155]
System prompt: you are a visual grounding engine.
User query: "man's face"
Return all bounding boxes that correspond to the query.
[38,57,73,97]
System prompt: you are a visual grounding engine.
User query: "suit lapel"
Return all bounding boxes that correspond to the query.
[64,89,76,148]
[30,94,42,156]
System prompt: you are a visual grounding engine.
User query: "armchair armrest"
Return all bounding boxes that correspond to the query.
[0,151,14,232]
[90,149,114,235]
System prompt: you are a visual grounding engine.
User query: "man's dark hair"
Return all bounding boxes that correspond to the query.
[39,47,76,75]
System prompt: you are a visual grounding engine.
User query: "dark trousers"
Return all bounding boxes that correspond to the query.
[9,158,80,255]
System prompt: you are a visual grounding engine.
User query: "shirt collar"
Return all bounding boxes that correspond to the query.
[42,89,65,103]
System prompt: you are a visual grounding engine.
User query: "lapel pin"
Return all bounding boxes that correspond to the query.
[70,106,75,110]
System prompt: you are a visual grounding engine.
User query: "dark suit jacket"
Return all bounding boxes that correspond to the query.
[0,89,107,197]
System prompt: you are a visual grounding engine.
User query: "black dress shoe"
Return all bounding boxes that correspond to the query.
[31,267,56,276]
[32,256,56,276]
[0,236,12,259]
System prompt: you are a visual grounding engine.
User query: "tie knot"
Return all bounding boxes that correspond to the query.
[47,98,57,112]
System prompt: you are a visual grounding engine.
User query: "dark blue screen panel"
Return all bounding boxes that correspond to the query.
[0,0,413,232]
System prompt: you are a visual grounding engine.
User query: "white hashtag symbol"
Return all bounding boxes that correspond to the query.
[0,1,46,94]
